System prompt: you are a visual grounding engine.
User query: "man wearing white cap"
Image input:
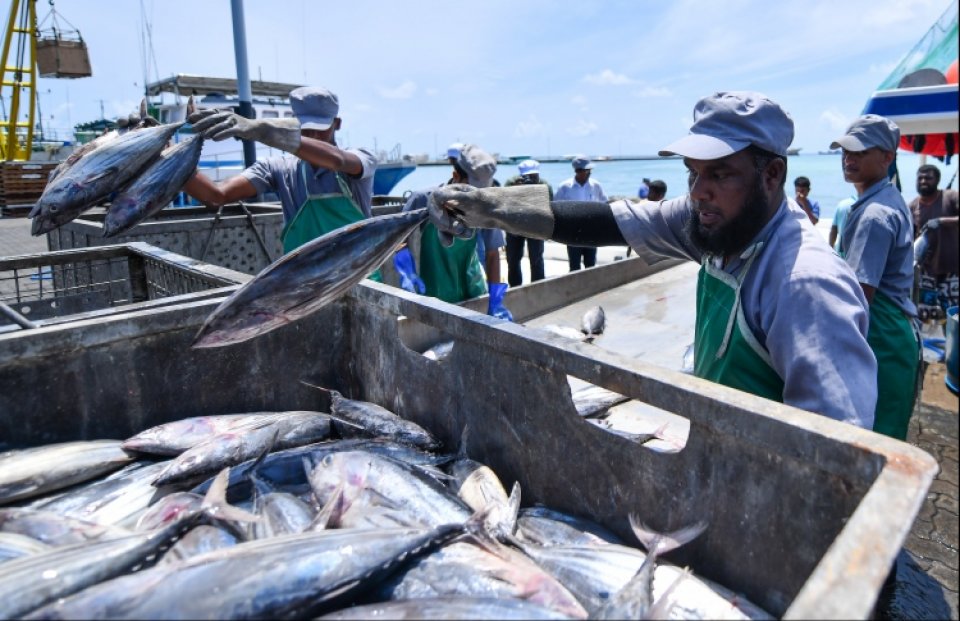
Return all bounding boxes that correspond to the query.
[831,114,920,441]
[554,156,607,271]
[503,159,552,286]
[430,91,877,429]
[183,86,377,255]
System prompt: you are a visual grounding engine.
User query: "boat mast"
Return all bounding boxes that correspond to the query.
[230,0,256,168]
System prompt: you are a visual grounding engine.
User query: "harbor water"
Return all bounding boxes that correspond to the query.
[394,152,959,221]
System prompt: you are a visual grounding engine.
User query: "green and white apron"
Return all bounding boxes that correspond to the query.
[694,244,784,401]
[280,163,381,281]
[418,222,487,304]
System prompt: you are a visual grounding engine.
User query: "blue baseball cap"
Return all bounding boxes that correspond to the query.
[290,86,339,131]
[518,159,540,175]
[659,91,794,159]
[829,115,900,152]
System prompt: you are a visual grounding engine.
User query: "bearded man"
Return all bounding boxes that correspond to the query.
[429,91,877,429]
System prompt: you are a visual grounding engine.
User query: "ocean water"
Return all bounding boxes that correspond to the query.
[394,152,959,221]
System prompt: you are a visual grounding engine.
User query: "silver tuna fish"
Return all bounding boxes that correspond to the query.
[580,305,606,342]
[30,122,183,236]
[0,440,134,505]
[102,134,204,237]
[192,208,429,348]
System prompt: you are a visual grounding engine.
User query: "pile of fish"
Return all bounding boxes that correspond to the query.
[30,99,203,239]
[0,387,772,620]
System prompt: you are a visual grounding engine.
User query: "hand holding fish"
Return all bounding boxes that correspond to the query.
[431,184,555,241]
[188,109,302,154]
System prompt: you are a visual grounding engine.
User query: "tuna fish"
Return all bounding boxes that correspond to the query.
[28,524,476,620]
[123,411,333,457]
[152,412,332,487]
[307,450,471,529]
[30,122,183,236]
[102,134,204,237]
[192,208,429,348]
[304,384,439,451]
[373,540,588,618]
[0,508,130,547]
[0,532,51,564]
[317,597,574,620]
[0,440,134,505]
[571,384,630,418]
[0,514,199,619]
[580,305,606,342]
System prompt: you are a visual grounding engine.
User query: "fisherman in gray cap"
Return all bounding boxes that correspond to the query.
[397,144,505,305]
[431,91,878,429]
[182,86,378,257]
[831,114,920,441]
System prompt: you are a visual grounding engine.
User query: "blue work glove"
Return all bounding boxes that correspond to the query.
[487,282,513,321]
[393,248,426,294]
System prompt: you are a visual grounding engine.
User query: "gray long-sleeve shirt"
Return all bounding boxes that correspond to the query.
[611,195,877,429]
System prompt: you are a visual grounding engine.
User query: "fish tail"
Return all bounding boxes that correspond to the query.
[201,467,261,524]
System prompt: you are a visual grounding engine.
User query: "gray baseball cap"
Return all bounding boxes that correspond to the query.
[457,144,498,188]
[572,155,594,170]
[659,91,794,159]
[829,114,900,152]
[290,86,339,131]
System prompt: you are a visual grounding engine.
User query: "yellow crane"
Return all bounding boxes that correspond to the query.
[0,0,90,161]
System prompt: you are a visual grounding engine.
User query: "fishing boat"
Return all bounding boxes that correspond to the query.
[861,0,959,162]
[146,74,416,192]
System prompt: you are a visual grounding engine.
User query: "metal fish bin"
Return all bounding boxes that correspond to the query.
[0,278,937,619]
[0,242,248,333]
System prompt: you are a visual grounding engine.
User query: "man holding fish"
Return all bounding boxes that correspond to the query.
[182,86,377,255]
[430,91,879,428]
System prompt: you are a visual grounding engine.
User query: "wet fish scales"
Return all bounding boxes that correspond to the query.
[192,208,429,348]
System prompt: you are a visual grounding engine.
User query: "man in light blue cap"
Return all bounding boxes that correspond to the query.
[555,155,607,271]
[430,91,878,429]
[183,86,378,255]
[503,159,553,285]
[832,114,920,441]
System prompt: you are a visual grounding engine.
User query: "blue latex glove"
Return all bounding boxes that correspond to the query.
[393,248,426,294]
[487,282,513,321]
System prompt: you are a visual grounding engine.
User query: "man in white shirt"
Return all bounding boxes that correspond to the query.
[554,155,608,270]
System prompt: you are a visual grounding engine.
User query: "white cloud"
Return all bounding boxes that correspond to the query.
[583,69,634,86]
[424,87,439,96]
[633,86,672,98]
[819,108,850,133]
[571,95,588,109]
[514,115,545,138]
[567,120,598,137]
[378,80,417,99]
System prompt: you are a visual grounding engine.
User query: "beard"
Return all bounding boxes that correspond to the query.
[685,174,771,257]
[917,184,938,198]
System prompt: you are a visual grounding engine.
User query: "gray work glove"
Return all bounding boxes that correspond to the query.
[430,184,554,242]
[188,109,302,154]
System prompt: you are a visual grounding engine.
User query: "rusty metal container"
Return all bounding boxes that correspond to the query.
[0,275,937,619]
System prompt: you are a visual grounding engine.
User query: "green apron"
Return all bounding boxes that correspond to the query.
[694,244,784,401]
[418,222,487,304]
[866,291,920,440]
[280,163,381,281]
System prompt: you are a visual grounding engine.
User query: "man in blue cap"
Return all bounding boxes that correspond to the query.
[182,86,378,255]
[832,114,921,441]
[430,91,878,429]
[555,155,608,271]
[503,159,552,286]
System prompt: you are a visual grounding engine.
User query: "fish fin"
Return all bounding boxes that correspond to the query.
[647,567,692,620]
[310,481,345,530]
[298,381,345,413]
[629,514,707,556]
[201,467,261,523]
[502,481,522,537]
[324,413,364,430]
[457,423,471,460]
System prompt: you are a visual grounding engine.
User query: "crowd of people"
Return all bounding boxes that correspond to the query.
[178,86,957,446]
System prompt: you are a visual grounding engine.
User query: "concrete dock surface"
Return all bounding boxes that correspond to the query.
[1,213,957,618]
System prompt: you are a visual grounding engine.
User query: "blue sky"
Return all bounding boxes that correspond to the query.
[17,0,953,159]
